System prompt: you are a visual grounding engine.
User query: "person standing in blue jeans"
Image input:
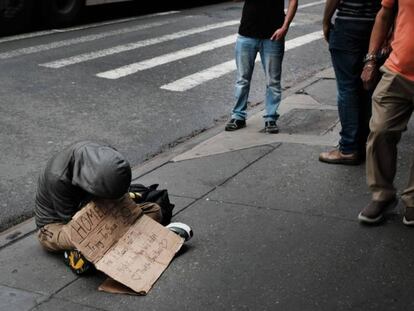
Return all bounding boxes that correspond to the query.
[319,0,381,165]
[225,0,298,134]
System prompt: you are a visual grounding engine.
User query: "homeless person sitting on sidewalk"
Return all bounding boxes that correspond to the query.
[35,141,191,274]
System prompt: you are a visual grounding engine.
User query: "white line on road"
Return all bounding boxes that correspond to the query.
[297,0,326,9]
[160,31,324,92]
[0,20,175,59]
[0,11,180,44]
[38,0,321,69]
[96,34,238,79]
[40,20,239,68]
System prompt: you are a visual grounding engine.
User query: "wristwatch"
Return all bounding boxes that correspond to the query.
[363,53,377,63]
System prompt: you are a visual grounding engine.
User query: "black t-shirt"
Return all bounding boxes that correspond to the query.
[238,0,285,39]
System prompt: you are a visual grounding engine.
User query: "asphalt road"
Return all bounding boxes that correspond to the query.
[0,0,331,231]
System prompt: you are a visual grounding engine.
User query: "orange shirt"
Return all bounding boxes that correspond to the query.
[382,0,414,81]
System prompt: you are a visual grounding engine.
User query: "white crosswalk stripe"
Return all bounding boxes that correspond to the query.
[0,20,178,60]
[38,0,324,69]
[40,20,239,68]
[96,34,237,79]
[10,0,329,91]
[0,11,180,44]
[160,31,324,92]
[297,0,326,9]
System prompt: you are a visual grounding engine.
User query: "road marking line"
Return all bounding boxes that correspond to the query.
[0,1,323,49]
[297,0,326,9]
[0,10,180,44]
[0,20,175,59]
[160,31,324,92]
[33,1,320,66]
[40,20,239,68]
[284,0,325,12]
[96,34,237,79]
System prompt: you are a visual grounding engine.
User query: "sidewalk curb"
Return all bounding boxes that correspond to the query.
[132,66,334,178]
[0,218,36,250]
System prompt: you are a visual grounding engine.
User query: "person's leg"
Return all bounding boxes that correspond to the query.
[319,48,363,164]
[402,160,414,225]
[260,38,284,124]
[139,202,162,223]
[231,35,259,121]
[331,51,367,154]
[359,69,413,223]
[397,76,414,225]
[403,160,414,211]
[367,71,413,201]
[357,86,373,156]
[320,20,373,164]
[38,223,74,252]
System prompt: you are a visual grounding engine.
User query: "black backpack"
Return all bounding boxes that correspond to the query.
[128,183,174,226]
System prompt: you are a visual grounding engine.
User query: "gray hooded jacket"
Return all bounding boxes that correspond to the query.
[35,141,131,228]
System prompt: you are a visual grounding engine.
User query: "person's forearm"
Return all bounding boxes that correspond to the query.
[367,7,394,55]
[323,0,340,25]
[283,0,298,29]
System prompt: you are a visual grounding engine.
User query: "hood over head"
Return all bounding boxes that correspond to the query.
[71,142,131,199]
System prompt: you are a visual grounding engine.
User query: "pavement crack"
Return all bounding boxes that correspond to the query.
[58,297,111,311]
[29,277,81,311]
[0,229,37,251]
[0,283,44,296]
[132,160,172,181]
[205,198,357,223]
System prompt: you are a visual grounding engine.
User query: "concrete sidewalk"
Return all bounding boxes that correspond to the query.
[2,69,414,311]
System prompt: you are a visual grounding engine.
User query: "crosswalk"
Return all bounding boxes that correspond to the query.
[96,34,238,79]
[40,20,239,68]
[160,31,324,92]
[1,0,326,93]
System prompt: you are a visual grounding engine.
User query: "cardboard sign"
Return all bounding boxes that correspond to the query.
[63,196,184,294]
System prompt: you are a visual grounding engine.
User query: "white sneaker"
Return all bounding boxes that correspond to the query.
[166,222,193,241]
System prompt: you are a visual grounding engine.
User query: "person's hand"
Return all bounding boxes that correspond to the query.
[323,22,331,42]
[361,61,378,91]
[271,25,288,41]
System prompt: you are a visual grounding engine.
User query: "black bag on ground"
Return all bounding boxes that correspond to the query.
[128,183,174,226]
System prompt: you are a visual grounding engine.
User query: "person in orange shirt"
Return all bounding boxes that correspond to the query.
[359,0,414,225]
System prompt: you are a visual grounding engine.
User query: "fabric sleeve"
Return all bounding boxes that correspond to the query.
[50,178,81,223]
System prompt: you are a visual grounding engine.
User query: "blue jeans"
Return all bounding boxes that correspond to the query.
[231,35,285,122]
[329,19,374,154]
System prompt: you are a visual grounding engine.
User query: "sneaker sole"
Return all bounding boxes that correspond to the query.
[357,212,383,224]
[318,157,360,165]
[225,125,246,131]
[265,129,279,134]
[403,217,414,226]
[167,222,193,241]
[358,199,398,224]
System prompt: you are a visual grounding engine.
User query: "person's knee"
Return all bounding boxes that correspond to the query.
[37,230,62,252]
[368,126,402,149]
[37,223,74,252]
[139,202,162,223]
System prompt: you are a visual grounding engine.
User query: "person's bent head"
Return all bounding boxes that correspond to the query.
[72,143,132,200]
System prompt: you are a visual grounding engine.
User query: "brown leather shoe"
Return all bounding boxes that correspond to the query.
[358,198,398,224]
[319,149,360,165]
